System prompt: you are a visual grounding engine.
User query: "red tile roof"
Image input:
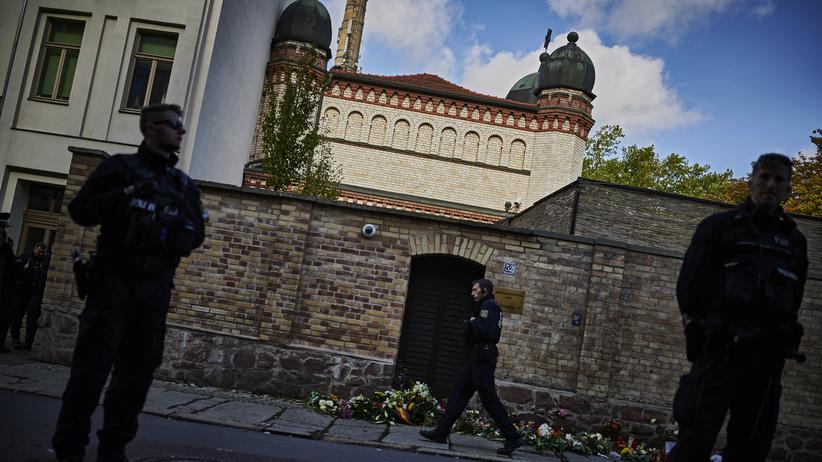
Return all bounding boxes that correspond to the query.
[330,70,534,108]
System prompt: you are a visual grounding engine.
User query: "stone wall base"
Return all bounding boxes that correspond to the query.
[32,306,394,399]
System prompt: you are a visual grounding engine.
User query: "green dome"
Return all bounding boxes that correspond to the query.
[506,72,538,104]
[274,0,332,58]
[535,32,596,98]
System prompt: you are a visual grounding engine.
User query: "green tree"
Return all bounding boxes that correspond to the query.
[783,129,822,217]
[582,125,735,199]
[259,56,341,199]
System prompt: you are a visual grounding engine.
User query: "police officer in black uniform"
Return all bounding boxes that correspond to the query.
[669,153,808,462]
[52,103,205,462]
[419,278,523,456]
[12,241,51,350]
[0,212,17,353]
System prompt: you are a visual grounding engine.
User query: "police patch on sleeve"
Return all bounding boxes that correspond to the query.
[480,309,489,318]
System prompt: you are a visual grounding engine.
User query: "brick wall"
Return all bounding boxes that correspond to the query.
[513,179,822,273]
[35,149,822,460]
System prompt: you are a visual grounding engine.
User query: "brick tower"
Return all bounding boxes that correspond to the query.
[507,31,596,207]
[334,0,368,71]
[250,0,333,161]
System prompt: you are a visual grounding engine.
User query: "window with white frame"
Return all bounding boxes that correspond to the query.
[32,19,85,102]
[123,30,178,111]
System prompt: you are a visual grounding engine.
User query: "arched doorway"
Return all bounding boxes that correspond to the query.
[396,255,485,398]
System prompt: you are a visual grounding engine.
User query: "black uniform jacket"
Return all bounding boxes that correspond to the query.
[465,296,503,345]
[68,143,205,273]
[677,198,808,326]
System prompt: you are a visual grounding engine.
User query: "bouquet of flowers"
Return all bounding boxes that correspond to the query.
[306,382,439,426]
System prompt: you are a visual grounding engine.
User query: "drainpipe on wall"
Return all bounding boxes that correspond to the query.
[0,0,29,118]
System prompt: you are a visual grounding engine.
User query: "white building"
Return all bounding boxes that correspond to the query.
[0,0,288,253]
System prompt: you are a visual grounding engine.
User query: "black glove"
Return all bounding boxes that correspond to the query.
[778,321,804,352]
[463,320,473,345]
[127,180,159,197]
[684,318,705,362]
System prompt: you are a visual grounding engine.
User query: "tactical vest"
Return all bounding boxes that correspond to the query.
[719,211,803,327]
[121,155,199,257]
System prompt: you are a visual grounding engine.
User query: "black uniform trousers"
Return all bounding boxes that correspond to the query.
[0,298,14,347]
[52,270,172,458]
[12,291,42,345]
[669,352,784,462]
[435,345,519,442]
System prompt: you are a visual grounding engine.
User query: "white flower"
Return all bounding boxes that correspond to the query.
[537,423,550,437]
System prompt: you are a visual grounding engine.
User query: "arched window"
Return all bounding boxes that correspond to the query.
[344,111,363,141]
[486,136,502,166]
[439,128,456,157]
[392,119,410,150]
[463,131,479,161]
[368,115,387,145]
[321,107,340,136]
[510,139,526,169]
[416,123,433,153]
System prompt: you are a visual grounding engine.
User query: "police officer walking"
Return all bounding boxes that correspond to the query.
[419,278,523,456]
[52,103,205,462]
[669,153,808,462]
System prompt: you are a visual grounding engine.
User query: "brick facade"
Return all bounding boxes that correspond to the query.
[249,46,592,213]
[34,149,822,460]
[507,178,822,273]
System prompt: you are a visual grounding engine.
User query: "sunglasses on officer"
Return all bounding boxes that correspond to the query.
[154,118,185,130]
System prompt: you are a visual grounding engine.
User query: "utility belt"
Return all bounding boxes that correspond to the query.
[99,253,179,275]
[72,250,177,300]
[686,315,805,363]
[470,343,498,360]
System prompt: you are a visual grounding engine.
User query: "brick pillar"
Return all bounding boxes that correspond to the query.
[32,147,106,365]
[575,243,626,397]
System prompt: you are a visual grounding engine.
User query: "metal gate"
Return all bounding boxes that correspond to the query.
[396,255,485,398]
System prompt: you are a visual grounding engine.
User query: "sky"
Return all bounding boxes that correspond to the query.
[322,0,822,178]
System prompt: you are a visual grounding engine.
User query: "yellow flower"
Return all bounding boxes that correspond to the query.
[621,447,635,456]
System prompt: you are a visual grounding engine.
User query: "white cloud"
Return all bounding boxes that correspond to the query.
[461,45,542,98]
[796,144,817,158]
[546,0,735,43]
[752,1,775,18]
[350,0,462,78]
[461,30,703,136]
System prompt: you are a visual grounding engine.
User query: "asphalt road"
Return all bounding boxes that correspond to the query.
[0,389,452,462]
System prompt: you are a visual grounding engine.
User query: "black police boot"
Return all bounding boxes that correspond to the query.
[57,456,83,462]
[0,345,10,354]
[497,438,523,456]
[97,448,128,462]
[419,429,448,444]
[15,342,32,351]
[11,335,21,345]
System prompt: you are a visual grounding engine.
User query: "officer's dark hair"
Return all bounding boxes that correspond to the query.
[752,153,793,180]
[139,103,183,133]
[472,278,494,297]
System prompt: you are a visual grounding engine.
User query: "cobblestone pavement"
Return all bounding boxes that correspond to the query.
[0,351,583,461]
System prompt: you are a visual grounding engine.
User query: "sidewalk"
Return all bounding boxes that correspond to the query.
[0,351,592,462]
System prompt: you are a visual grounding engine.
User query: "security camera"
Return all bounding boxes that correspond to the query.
[513,201,521,208]
[361,223,378,238]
